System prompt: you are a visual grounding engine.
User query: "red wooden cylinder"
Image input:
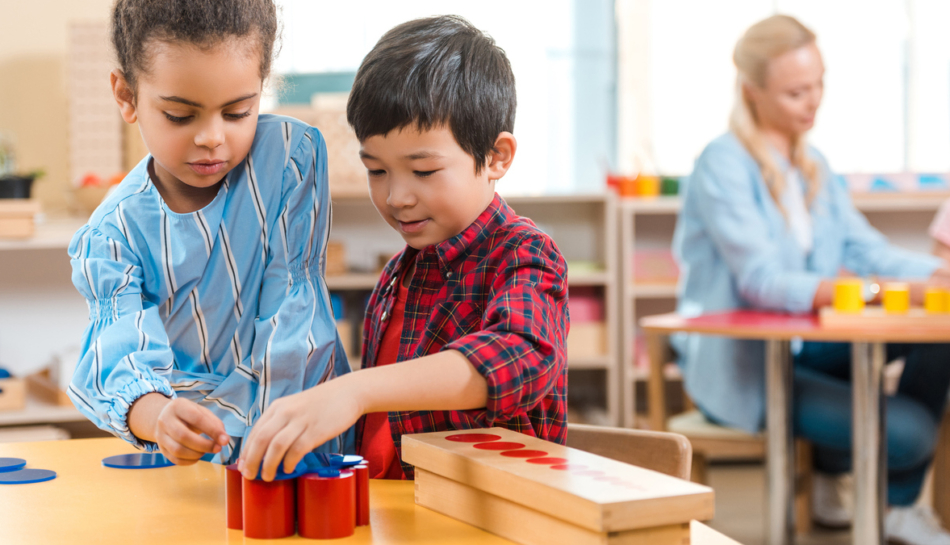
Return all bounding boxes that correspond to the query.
[225,464,243,530]
[297,470,356,539]
[242,477,296,539]
[353,463,370,526]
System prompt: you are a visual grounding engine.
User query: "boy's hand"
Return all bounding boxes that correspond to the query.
[153,397,229,466]
[239,379,361,481]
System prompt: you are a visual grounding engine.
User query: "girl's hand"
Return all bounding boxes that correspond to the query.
[239,378,362,481]
[154,397,229,465]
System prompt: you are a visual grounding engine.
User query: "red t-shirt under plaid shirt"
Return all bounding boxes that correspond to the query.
[355,194,570,479]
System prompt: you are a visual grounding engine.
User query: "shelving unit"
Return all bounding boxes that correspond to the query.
[618,190,949,429]
[328,193,622,425]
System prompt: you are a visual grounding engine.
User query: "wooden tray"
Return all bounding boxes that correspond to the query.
[819,306,950,329]
[403,428,714,536]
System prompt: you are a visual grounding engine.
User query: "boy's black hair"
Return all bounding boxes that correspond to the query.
[112,0,279,93]
[347,15,516,174]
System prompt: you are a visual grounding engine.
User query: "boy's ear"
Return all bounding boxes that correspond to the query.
[486,132,517,181]
[111,70,138,124]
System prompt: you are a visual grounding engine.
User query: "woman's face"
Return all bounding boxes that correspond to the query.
[747,42,825,138]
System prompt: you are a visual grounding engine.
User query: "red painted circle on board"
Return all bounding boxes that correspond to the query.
[473,442,525,451]
[499,449,549,458]
[445,434,502,443]
[526,457,570,465]
[550,464,587,471]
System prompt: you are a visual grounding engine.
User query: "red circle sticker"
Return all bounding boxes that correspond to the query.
[499,450,549,458]
[526,457,570,465]
[445,434,502,443]
[550,464,587,471]
[473,442,525,451]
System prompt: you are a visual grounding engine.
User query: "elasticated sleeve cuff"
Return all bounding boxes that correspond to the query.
[105,378,176,452]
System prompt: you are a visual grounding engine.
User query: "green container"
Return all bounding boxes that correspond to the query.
[660,176,680,195]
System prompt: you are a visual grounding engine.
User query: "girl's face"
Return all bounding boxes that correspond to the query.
[747,42,825,138]
[112,38,262,200]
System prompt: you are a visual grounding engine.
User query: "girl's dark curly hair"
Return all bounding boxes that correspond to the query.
[112,0,279,94]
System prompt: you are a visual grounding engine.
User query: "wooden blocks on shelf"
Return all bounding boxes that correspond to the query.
[68,22,123,185]
[567,323,607,360]
[26,369,72,406]
[0,378,26,411]
[0,199,40,239]
[404,428,714,545]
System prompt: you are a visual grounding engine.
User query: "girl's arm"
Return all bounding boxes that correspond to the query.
[69,224,221,457]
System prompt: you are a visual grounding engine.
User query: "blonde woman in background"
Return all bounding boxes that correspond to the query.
[672,15,950,544]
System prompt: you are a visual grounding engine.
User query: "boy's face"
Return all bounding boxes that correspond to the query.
[360,126,509,249]
[112,38,262,196]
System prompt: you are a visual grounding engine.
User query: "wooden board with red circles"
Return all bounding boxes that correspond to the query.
[402,427,714,534]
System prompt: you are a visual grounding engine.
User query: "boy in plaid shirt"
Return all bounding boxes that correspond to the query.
[241,15,569,481]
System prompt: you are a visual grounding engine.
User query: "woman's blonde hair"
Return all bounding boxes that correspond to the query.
[730,15,821,210]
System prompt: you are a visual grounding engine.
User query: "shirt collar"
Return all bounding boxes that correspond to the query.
[429,193,511,271]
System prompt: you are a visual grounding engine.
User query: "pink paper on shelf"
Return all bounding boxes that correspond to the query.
[568,287,603,323]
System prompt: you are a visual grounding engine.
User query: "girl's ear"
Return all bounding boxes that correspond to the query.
[111,70,138,124]
[486,132,517,182]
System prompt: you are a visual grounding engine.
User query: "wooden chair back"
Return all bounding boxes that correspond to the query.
[566,422,692,481]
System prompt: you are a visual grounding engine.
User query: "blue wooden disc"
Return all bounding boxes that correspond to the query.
[0,458,26,473]
[102,453,174,469]
[0,469,56,484]
[330,454,364,468]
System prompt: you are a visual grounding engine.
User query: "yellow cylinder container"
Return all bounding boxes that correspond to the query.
[924,288,948,314]
[883,283,910,314]
[833,279,864,314]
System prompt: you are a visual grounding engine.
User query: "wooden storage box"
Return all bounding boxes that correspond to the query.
[326,241,347,276]
[0,378,27,411]
[0,199,41,240]
[26,370,72,406]
[404,428,714,545]
[567,321,607,359]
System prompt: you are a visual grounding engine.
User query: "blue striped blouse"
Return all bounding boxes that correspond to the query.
[67,114,354,462]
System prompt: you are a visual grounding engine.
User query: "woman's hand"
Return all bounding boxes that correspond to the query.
[239,378,362,482]
[927,267,950,288]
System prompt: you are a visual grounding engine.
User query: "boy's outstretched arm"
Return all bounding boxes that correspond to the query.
[238,349,486,481]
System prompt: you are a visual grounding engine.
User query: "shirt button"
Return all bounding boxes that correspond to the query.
[446,271,453,278]
[381,311,388,321]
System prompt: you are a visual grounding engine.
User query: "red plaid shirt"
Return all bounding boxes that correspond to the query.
[356,194,569,477]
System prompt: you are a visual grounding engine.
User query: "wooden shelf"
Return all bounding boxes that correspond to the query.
[333,192,610,205]
[851,191,950,212]
[619,196,681,214]
[616,191,949,216]
[325,273,379,291]
[0,394,84,427]
[627,283,678,298]
[568,271,611,286]
[568,355,613,369]
[0,215,88,251]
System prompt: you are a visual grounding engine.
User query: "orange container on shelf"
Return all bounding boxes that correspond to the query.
[618,175,638,197]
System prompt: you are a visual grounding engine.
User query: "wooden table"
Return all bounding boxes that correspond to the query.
[641,310,950,545]
[0,437,739,544]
